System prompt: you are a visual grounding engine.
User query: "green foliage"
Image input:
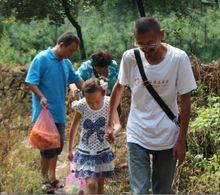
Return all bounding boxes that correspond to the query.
[0,33,18,65]
[177,153,220,193]
[0,19,64,65]
[175,95,220,193]
[0,0,79,24]
[78,5,138,59]
[66,5,219,62]
[191,97,220,132]
[188,96,220,157]
[0,3,220,66]
[0,0,123,25]
[159,8,220,61]
[142,0,219,16]
[1,0,218,24]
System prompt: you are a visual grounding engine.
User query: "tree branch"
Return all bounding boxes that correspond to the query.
[61,0,86,60]
[135,0,146,17]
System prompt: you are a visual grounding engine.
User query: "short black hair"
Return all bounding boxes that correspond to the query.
[134,17,161,35]
[57,32,80,46]
[91,49,112,68]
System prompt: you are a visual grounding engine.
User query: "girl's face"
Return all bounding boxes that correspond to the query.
[84,90,104,110]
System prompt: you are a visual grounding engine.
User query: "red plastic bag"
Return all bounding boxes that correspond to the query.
[29,107,61,150]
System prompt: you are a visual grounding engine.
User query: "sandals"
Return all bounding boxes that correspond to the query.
[41,179,63,194]
[42,181,55,194]
[50,179,64,189]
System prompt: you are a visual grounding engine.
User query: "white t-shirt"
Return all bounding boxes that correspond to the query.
[118,44,197,150]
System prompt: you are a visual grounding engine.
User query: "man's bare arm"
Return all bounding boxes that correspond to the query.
[108,80,125,127]
[178,92,191,142]
[173,92,191,166]
[28,84,47,107]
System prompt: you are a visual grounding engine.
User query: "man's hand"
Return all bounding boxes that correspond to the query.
[68,151,74,161]
[72,89,80,97]
[173,139,186,166]
[40,96,47,108]
[72,89,80,101]
[173,92,191,167]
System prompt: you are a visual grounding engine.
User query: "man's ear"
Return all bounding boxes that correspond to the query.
[59,42,65,48]
[160,29,165,41]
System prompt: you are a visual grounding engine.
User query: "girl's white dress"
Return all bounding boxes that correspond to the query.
[72,96,115,178]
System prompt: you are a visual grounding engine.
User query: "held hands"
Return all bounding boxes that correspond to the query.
[105,125,116,143]
[173,139,186,167]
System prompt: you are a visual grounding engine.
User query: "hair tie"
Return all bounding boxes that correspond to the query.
[100,81,108,91]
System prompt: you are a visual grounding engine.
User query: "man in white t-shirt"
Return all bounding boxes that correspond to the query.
[106,17,197,194]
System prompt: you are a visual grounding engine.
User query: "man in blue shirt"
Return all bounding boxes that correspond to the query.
[25,32,83,193]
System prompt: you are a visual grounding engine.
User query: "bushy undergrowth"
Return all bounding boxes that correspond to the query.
[189,96,220,157]
[174,153,220,194]
[172,96,220,193]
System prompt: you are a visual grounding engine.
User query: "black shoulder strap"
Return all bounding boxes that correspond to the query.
[134,48,179,127]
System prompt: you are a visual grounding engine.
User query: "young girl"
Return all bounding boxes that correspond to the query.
[68,78,121,194]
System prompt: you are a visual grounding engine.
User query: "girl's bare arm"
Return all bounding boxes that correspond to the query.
[68,111,81,160]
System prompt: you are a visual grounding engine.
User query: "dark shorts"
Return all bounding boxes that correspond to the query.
[40,123,65,158]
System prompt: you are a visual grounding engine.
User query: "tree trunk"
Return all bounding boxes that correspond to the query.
[61,0,86,60]
[135,0,145,17]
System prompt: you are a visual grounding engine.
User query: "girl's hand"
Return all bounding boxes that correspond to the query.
[68,151,74,161]
[105,126,116,143]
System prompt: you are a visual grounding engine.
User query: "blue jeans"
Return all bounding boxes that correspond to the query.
[128,142,176,194]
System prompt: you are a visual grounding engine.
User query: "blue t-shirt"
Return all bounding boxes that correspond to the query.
[76,59,119,93]
[25,47,81,123]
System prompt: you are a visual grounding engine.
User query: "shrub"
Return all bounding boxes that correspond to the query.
[189,96,220,157]
[175,153,220,194]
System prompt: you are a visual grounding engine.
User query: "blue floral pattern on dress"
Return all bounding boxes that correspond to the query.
[82,117,105,145]
[74,150,115,166]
